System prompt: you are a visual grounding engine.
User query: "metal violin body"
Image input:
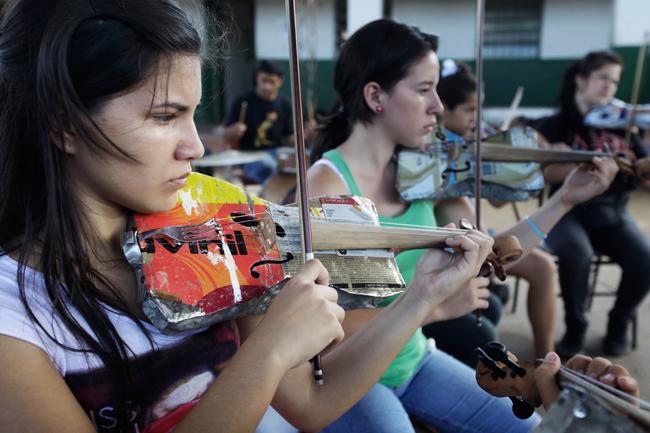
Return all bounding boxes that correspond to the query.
[585,98,650,130]
[396,125,650,203]
[396,126,546,202]
[122,173,522,333]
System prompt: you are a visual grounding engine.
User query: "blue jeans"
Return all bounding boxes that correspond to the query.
[243,149,278,184]
[323,349,539,433]
[256,348,540,433]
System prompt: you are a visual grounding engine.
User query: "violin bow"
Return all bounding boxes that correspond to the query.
[473,0,487,325]
[284,0,323,385]
[624,31,649,148]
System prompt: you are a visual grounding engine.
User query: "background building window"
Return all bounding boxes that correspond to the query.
[484,0,543,59]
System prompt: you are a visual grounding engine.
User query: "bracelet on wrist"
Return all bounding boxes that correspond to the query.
[525,215,547,240]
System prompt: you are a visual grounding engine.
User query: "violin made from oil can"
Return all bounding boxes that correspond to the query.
[396,126,650,202]
[122,173,522,333]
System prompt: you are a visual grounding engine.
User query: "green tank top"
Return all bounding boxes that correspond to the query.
[322,149,437,387]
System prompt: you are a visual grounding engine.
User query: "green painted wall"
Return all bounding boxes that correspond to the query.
[198,45,649,125]
[273,45,650,112]
[467,45,650,107]
[276,60,337,115]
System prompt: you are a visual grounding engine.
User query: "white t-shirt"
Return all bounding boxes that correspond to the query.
[0,254,239,433]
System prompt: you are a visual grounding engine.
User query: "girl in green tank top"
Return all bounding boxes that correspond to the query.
[302,19,521,432]
[300,16,621,433]
[322,149,432,387]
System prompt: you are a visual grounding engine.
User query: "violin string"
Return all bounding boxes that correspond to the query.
[142,212,469,242]
[173,206,468,234]
[223,214,467,234]
[425,141,609,163]
[558,365,650,411]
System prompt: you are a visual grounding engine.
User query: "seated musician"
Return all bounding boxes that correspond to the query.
[0,3,512,433]
[302,19,617,433]
[420,60,560,364]
[221,60,294,184]
[536,51,650,358]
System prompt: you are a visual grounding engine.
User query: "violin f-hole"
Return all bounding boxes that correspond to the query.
[230,211,287,237]
[441,161,471,178]
[231,212,259,227]
[249,253,295,278]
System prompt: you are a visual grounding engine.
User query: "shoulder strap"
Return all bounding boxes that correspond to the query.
[321,149,363,196]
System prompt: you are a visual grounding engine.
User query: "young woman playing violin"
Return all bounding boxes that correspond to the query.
[537,51,650,358]
[0,2,505,433]
[421,61,559,363]
[305,18,617,433]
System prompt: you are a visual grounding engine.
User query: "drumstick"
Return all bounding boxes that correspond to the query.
[229,101,248,151]
[238,101,248,123]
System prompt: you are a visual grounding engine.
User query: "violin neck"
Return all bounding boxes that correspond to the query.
[311,222,462,252]
[479,143,604,163]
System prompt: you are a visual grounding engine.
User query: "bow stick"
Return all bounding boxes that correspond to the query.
[500,86,524,132]
[624,32,649,148]
[284,0,323,385]
[473,0,487,325]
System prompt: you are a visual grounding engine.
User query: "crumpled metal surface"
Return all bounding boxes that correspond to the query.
[122,173,405,333]
[396,127,545,202]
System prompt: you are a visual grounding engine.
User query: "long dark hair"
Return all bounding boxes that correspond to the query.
[437,61,477,110]
[311,19,438,163]
[0,0,206,423]
[556,50,623,139]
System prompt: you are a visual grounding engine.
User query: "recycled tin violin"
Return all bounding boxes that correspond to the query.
[122,173,523,333]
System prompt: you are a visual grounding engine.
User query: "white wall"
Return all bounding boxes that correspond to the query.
[612,0,650,46]
[348,0,383,35]
[255,0,335,59]
[540,0,612,58]
[392,0,476,59]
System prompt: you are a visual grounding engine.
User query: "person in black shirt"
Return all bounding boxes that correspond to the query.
[223,61,294,183]
[537,51,650,358]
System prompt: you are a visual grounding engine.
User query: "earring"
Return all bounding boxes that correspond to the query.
[376,105,384,113]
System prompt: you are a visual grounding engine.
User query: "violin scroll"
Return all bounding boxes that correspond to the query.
[458,219,523,281]
[475,341,539,419]
[475,341,650,429]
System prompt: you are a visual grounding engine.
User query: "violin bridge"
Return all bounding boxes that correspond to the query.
[254,217,277,253]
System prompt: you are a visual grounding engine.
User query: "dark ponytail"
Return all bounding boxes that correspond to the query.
[437,60,477,110]
[311,107,351,163]
[556,50,623,138]
[311,19,438,163]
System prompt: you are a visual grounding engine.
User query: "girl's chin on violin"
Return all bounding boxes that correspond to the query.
[168,172,191,190]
